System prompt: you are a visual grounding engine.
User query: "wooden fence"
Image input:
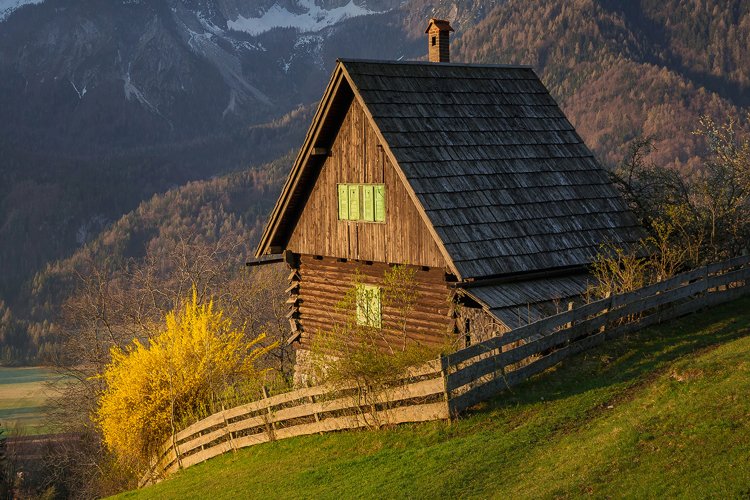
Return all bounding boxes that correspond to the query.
[140,361,448,486]
[142,255,750,486]
[443,255,750,414]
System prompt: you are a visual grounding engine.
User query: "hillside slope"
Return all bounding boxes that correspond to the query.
[0,153,293,362]
[119,297,750,499]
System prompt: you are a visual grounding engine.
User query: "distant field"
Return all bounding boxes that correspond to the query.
[0,367,64,435]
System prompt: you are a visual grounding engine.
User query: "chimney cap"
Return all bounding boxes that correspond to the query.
[424,18,454,34]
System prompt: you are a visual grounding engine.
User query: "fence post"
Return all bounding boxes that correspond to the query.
[704,263,710,293]
[223,411,236,453]
[171,431,182,471]
[261,386,276,441]
[599,293,611,333]
[438,354,453,419]
[565,301,574,329]
[308,395,320,422]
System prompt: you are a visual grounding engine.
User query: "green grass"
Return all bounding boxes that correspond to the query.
[0,366,64,435]
[118,297,750,499]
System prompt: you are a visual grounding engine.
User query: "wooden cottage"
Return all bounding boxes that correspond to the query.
[255,20,642,382]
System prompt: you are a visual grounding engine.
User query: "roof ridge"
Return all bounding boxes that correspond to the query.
[337,58,534,70]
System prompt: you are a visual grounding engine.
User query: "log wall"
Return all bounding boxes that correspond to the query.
[287,99,448,269]
[294,255,455,357]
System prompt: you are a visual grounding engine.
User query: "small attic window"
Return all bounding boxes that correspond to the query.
[431,36,436,46]
[338,184,385,222]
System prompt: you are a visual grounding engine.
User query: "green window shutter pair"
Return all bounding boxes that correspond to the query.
[337,184,386,222]
[356,284,382,328]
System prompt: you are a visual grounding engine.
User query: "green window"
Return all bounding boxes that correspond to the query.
[337,184,386,222]
[337,184,349,220]
[356,284,382,328]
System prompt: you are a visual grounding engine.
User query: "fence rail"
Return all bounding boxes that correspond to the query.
[142,255,750,486]
[140,360,448,486]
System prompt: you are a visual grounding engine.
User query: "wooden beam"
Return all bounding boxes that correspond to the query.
[246,255,283,267]
[287,330,302,345]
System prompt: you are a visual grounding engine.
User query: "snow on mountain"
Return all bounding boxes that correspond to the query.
[227,0,383,36]
[0,0,43,21]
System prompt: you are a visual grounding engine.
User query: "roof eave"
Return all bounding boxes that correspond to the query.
[254,63,348,258]
[457,264,590,289]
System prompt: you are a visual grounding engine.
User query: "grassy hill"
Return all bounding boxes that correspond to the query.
[117,296,750,499]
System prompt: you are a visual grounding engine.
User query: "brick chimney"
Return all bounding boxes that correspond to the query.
[425,18,454,63]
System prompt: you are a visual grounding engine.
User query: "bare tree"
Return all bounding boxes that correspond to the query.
[610,113,750,268]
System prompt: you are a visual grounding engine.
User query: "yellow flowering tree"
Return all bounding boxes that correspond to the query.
[95,290,275,466]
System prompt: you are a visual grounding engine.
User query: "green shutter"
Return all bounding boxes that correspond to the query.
[338,184,349,220]
[362,185,375,221]
[348,184,360,220]
[374,185,386,222]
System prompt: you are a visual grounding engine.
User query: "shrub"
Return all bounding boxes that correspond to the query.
[94,289,275,467]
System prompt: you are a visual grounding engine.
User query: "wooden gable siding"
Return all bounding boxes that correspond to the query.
[287,98,447,268]
[295,255,455,352]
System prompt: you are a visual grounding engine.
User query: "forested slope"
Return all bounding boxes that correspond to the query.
[454,0,749,169]
[0,153,293,362]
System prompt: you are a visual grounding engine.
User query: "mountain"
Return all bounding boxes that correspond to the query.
[0,0,436,306]
[1,0,749,363]
[0,0,422,153]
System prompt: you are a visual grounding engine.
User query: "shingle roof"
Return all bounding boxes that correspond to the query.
[341,60,643,279]
[461,274,593,330]
[425,19,454,33]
